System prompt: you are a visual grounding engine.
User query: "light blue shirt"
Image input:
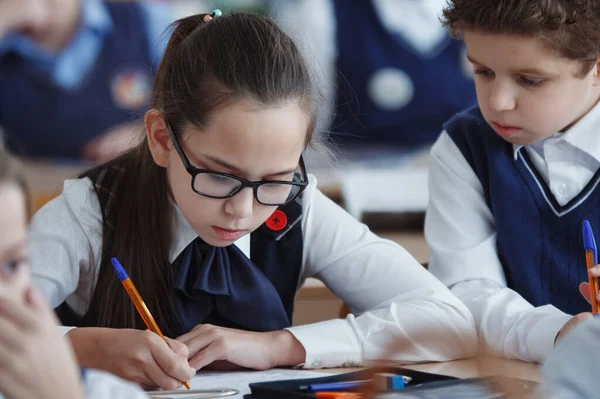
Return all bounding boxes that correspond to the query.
[0,0,171,89]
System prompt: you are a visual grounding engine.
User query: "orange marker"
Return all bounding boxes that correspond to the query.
[583,220,599,314]
[111,257,191,390]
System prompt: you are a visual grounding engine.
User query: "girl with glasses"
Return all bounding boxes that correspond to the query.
[27,11,476,390]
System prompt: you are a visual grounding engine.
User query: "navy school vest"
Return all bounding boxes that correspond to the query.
[55,160,304,337]
[0,2,153,158]
[330,0,477,148]
[445,106,600,314]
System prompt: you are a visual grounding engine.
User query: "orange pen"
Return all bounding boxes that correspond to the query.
[583,220,599,314]
[315,393,363,399]
[111,257,191,390]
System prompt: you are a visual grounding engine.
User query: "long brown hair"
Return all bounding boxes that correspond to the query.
[83,12,317,335]
[442,0,600,77]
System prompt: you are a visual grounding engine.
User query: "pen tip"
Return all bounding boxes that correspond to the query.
[111,257,129,281]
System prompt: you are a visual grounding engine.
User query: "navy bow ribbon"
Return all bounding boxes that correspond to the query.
[171,237,292,337]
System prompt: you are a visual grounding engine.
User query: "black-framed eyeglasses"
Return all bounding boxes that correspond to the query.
[167,124,309,206]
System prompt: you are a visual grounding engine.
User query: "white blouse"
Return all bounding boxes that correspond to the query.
[29,174,476,368]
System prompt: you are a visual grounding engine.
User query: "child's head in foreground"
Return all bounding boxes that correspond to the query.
[0,149,29,302]
[443,0,600,145]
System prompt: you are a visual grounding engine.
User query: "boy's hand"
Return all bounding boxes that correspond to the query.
[68,327,195,391]
[0,0,51,38]
[582,265,600,304]
[555,270,600,344]
[0,289,84,399]
[177,324,306,371]
[555,312,593,345]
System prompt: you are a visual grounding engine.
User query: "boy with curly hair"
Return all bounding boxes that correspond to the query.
[426,0,600,362]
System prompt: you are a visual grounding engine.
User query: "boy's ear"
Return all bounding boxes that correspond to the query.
[145,108,171,168]
[592,56,600,86]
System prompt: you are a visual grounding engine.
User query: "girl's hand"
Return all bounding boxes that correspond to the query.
[176,324,306,371]
[68,327,196,390]
[0,290,84,399]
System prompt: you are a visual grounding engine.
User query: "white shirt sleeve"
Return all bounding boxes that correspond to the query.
[29,178,103,319]
[425,131,572,363]
[286,177,478,369]
[84,369,148,399]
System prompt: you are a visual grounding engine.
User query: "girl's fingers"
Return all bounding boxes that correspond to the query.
[164,336,190,361]
[182,330,221,362]
[150,338,195,384]
[189,340,226,371]
[142,357,184,391]
[176,324,212,345]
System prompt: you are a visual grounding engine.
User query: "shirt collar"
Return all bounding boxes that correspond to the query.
[372,0,449,56]
[82,0,113,36]
[0,0,112,60]
[512,100,600,161]
[560,100,600,162]
[169,202,250,263]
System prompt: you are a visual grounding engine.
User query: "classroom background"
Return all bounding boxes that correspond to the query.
[3,0,477,326]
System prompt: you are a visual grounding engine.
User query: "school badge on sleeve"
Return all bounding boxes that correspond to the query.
[110,67,152,110]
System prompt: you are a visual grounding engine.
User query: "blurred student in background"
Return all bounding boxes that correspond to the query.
[0,147,149,399]
[270,0,477,152]
[0,0,171,162]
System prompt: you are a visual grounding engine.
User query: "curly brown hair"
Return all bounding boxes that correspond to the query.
[442,0,600,77]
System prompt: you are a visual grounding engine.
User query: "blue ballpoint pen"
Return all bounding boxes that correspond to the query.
[582,220,599,314]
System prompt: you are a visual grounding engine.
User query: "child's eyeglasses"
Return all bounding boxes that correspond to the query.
[167,124,309,206]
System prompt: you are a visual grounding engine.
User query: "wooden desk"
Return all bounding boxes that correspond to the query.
[403,357,541,382]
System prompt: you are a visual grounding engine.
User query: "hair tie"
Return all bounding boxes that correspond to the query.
[203,9,222,22]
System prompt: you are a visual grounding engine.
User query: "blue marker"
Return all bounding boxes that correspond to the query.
[298,380,369,392]
[299,375,412,393]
